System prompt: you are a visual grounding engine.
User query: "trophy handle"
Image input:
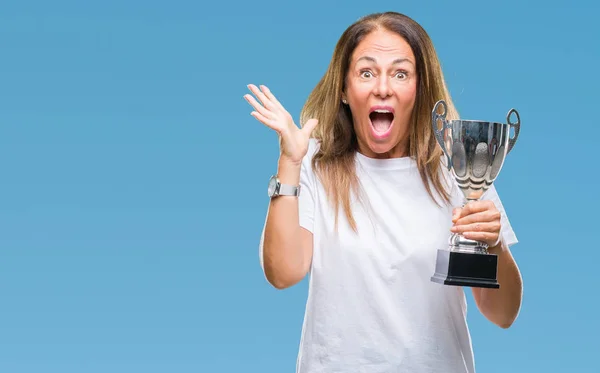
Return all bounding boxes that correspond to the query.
[432,100,451,168]
[506,108,520,154]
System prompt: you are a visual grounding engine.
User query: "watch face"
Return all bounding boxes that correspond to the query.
[267,176,279,196]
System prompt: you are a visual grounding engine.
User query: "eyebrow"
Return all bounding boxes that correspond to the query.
[356,56,413,65]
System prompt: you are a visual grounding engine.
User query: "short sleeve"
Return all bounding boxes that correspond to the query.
[482,185,518,247]
[258,139,319,273]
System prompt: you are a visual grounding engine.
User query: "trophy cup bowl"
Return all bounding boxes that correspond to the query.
[430,100,520,289]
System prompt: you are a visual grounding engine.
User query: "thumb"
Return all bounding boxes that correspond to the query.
[452,208,461,223]
[302,118,319,135]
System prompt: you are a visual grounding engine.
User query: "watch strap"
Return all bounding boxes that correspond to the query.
[278,183,300,197]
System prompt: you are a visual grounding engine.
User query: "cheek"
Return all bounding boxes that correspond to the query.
[347,85,371,102]
[395,83,417,104]
[346,87,371,124]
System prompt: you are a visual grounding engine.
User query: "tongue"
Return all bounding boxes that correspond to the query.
[371,112,393,132]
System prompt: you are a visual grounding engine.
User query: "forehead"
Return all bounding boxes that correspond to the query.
[351,28,414,64]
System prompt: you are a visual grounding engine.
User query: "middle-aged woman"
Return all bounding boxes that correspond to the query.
[244,11,523,373]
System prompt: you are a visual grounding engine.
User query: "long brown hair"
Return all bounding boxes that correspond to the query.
[299,11,459,232]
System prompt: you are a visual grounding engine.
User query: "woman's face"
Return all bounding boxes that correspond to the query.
[343,28,418,159]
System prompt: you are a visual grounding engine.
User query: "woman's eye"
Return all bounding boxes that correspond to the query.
[396,72,407,79]
[360,71,373,78]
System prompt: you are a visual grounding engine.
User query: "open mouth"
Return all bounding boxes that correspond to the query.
[369,107,394,135]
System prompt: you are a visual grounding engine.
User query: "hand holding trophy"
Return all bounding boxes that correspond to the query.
[430,100,521,289]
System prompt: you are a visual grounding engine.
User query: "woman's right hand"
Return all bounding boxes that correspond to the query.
[244,84,319,166]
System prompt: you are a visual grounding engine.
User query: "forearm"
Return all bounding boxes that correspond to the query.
[262,158,308,288]
[472,240,523,328]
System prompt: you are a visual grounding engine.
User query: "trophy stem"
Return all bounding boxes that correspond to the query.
[448,234,489,254]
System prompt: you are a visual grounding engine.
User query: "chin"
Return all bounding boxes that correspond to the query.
[360,137,398,158]
[363,126,410,158]
[371,144,397,157]
[366,128,401,158]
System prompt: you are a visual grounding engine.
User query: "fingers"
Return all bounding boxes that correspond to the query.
[451,200,501,247]
[453,201,497,221]
[457,200,494,215]
[247,84,277,111]
[454,210,501,226]
[461,231,499,243]
[451,220,501,248]
[452,201,501,232]
[244,84,282,131]
[245,83,292,132]
[260,85,283,110]
[244,94,274,120]
[451,221,501,235]
[249,110,281,133]
[245,95,281,131]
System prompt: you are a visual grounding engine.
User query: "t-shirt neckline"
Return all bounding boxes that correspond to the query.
[355,151,416,170]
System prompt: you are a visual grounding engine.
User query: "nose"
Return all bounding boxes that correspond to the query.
[373,75,392,98]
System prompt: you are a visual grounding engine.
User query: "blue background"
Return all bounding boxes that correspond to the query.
[1,0,597,372]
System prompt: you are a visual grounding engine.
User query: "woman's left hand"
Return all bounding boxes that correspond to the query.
[451,200,502,249]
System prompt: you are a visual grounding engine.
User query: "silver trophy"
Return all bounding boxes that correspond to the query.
[430,100,520,289]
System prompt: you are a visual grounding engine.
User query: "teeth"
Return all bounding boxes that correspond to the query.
[373,109,392,113]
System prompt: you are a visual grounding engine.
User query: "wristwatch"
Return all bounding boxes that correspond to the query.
[268,175,300,198]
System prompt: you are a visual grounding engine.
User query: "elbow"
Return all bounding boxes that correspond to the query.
[497,319,515,329]
[495,310,520,329]
[261,250,308,290]
[260,237,311,290]
[270,278,295,290]
[480,300,520,329]
[264,267,304,290]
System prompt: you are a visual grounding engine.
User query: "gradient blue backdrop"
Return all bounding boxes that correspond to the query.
[1,1,597,372]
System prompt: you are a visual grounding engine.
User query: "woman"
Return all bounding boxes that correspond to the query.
[244,11,523,373]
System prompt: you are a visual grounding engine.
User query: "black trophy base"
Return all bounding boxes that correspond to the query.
[430,249,500,289]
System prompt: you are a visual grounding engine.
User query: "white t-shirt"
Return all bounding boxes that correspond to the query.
[260,139,518,373]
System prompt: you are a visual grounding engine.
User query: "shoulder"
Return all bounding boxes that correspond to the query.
[434,155,465,206]
[301,138,321,169]
[307,137,321,158]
